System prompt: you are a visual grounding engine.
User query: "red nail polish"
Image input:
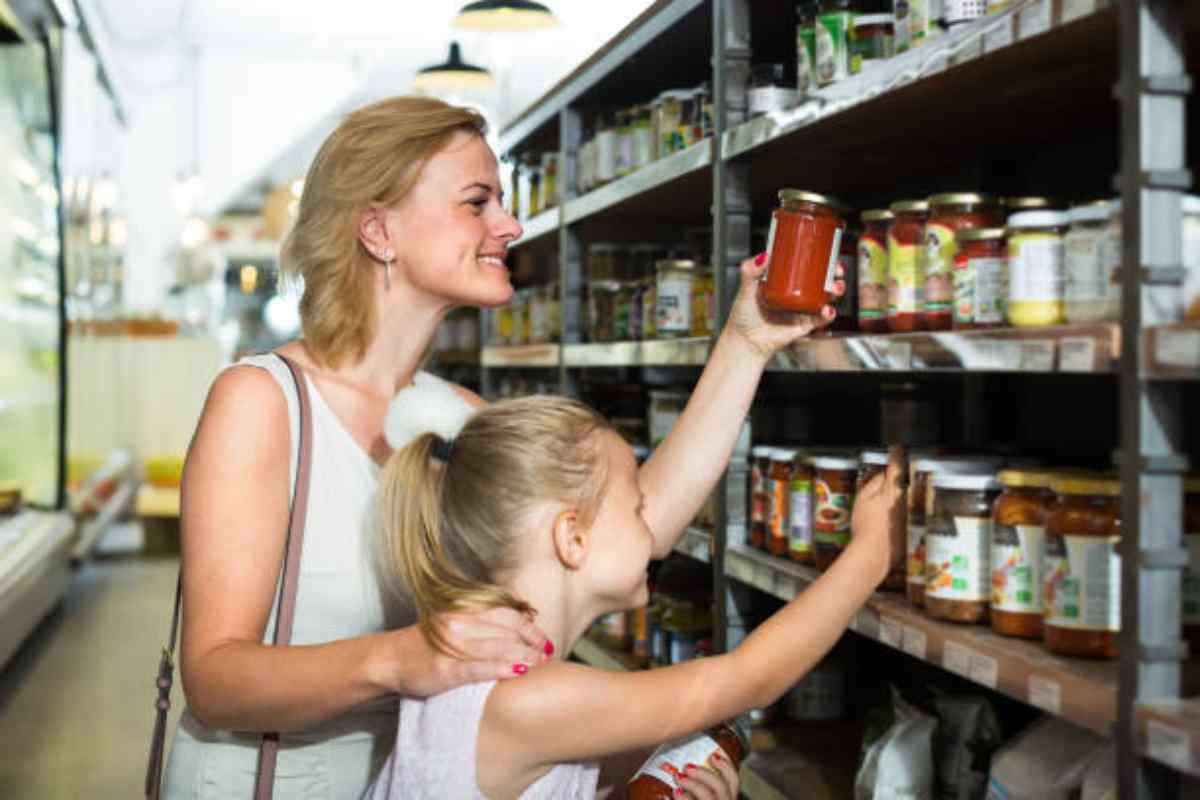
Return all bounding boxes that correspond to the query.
[674,789,684,798]
[544,640,555,656]
[512,663,528,675]
[754,251,767,266]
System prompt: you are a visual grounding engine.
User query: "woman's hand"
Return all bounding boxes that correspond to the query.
[849,446,907,586]
[723,251,844,361]
[675,750,740,800]
[388,607,551,698]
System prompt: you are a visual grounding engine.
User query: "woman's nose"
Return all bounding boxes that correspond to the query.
[493,207,523,243]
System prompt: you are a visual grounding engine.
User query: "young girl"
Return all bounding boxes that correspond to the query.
[369,395,904,799]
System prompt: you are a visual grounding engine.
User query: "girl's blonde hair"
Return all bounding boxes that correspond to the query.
[281,96,487,368]
[378,395,614,655]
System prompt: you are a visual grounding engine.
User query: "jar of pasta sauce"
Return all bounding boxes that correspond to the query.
[767,449,796,558]
[811,456,859,572]
[760,190,847,315]
[991,470,1057,639]
[953,228,1007,329]
[628,719,750,798]
[924,194,999,331]
[858,210,893,333]
[1007,211,1068,327]
[1183,475,1200,652]
[888,200,929,332]
[1044,476,1121,660]
[858,450,904,590]
[749,446,771,550]
[789,455,816,565]
[926,472,1002,624]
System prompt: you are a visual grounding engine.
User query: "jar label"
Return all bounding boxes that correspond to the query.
[924,223,958,313]
[907,521,927,585]
[796,26,815,93]
[859,235,888,320]
[657,277,692,333]
[953,252,974,324]
[1065,232,1107,302]
[926,516,992,602]
[972,256,1006,324]
[632,733,723,789]
[764,216,779,278]
[1044,534,1121,632]
[789,479,814,555]
[814,478,851,547]
[750,465,765,525]
[991,524,1045,613]
[824,227,844,294]
[887,238,925,315]
[815,13,851,86]
[767,478,789,543]
[1184,532,1200,624]
[1009,234,1065,303]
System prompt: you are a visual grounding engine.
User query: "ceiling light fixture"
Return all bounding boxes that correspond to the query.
[412,42,495,91]
[453,0,558,32]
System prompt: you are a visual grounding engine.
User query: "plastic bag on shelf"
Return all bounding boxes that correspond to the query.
[930,693,1004,800]
[985,717,1106,800]
[855,688,936,800]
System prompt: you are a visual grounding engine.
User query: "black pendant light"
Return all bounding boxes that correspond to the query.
[412,42,495,91]
[454,0,558,32]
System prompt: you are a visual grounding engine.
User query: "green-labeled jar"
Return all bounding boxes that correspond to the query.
[796,1,818,94]
[816,0,854,87]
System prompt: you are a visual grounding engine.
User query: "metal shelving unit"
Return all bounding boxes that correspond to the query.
[489,0,1200,794]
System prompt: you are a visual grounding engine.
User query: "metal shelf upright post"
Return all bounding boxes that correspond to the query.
[559,107,584,399]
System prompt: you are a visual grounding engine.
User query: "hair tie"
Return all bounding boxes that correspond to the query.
[432,436,455,464]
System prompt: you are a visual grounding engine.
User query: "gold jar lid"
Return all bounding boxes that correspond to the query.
[861,209,895,223]
[890,199,930,214]
[1052,476,1121,496]
[956,227,1007,243]
[998,469,1058,489]
[778,189,840,209]
[929,192,995,207]
[1001,196,1056,210]
[655,259,695,271]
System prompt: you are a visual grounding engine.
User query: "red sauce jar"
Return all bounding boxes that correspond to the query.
[628,720,750,798]
[953,228,1007,330]
[760,190,847,315]
[767,450,796,558]
[887,200,929,333]
[924,193,999,331]
[811,455,859,572]
[749,446,771,550]
[858,210,893,333]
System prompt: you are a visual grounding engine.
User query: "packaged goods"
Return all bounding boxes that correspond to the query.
[931,693,1003,800]
[761,190,847,315]
[750,446,769,550]
[858,210,893,332]
[630,607,649,666]
[852,14,894,73]
[1044,476,1121,660]
[748,63,797,115]
[1183,476,1200,651]
[595,115,617,184]
[655,259,696,337]
[598,610,629,650]
[783,648,845,721]
[588,243,622,281]
[991,470,1057,639]
[953,228,1007,329]
[789,455,816,564]
[797,2,818,95]
[1002,196,1057,212]
[632,105,654,171]
[816,0,854,86]
[855,691,936,800]
[894,0,939,53]
[812,455,859,571]
[690,266,716,337]
[985,717,1106,800]
[767,450,796,558]
[1184,196,1200,321]
[945,0,988,27]
[925,194,1000,330]
[539,152,559,210]
[1007,210,1068,327]
[1064,202,1118,323]
[628,719,749,798]
[588,280,621,343]
[888,200,930,332]
[859,450,904,589]
[926,473,1002,624]
[527,166,542,218]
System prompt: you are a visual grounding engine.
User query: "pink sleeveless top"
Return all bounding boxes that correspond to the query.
[368,681,599,799]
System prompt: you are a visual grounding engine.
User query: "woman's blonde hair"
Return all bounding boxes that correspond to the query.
[281,97,487,368]
[378,395,613,655]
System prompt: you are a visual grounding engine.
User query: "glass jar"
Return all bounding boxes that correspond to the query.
[811,455,859,572]
[628,719,750,799]
[1001,196,1057,213]
[858,450,903,589]
[594,113,617,185]
[1044,476,1122,660]
[767,450,796,558]
[589,243,622,281]
[815,0,852,87]
[615,109,634,179]
[796,1,818,94]
[527,167,542,217]
[953,228,1007,329]
[528,285,549,344]
[926,472,1002,624]
[1185,476,1200,652]
[888,200,929,333]
[642,277,658,339]
[991,470,1057,640]
[615,281,637,341]
[924,193,999,331]
[760,189,846,315]
[690,267,716,337]
[539,152,559,210]
[789,455,816,565]
[907,457,1003,607]
[1064,202,1117,323]
[632,105,654,171]
[852,14,894,73]
[1007,210,1068,327]
[748,63,798,116]
[858,210,893,333]
[749,446,772,551]
[653,90,689,159]
[656,259,696,338]
[588,280,621,343]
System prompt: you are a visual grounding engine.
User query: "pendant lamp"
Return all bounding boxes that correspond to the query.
[453,1,558,32]
[412,42,495,91]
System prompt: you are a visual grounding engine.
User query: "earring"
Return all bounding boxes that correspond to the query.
[384,259,392,291]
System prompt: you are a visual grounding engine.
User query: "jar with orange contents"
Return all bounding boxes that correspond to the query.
[887,200,929,332]
[760,190,847,315]
[628,719,750,798]
[1044,476,1121,660]
[749,446,772,550]
[767,449,796,558]
[811,456,859,571]
[990,470,1057,640]
[923,193,999,331]
[1183,475,1200,652]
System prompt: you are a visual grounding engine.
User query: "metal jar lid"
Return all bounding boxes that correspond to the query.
[1001,196,1056,210]
[810,455,861,471]
[655,259,696,271]
[1007,210,1070,229]
[933,472,1002,492]
[929,192,995,208]
[778,189,840,209]
[861,209,895,223]
[889,199,930,214]
[956,227,1006,243]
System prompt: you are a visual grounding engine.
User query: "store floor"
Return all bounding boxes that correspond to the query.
[0,553,181,799]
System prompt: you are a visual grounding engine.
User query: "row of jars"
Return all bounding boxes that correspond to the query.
[509,151,560,222]
[587,259,716,343]
[591,590,713,669]
[748,446,1200,661]
[485,285,560,346]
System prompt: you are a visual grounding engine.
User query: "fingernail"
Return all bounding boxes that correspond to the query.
[674,789,684,798]
[685,763,700,773]
[512,663,528,675]
[712,751,724,762]
[754,251,767,266]
[544,640,555,656]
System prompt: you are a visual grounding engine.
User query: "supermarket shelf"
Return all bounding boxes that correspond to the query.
[767,323,1120,374]
[673,525,712,563]
[512,207,559,249]
[136,484,180,519]
[724,543,1125,736]
[431,349,481,367]
[480,344,561,368]
[1145,323,1200,380]
[571,635,644,672]
[1137,698,1200,777]
[73,476,136,561]
[563,337,710,367]
[562,138,712,225]
[0,511,74,671]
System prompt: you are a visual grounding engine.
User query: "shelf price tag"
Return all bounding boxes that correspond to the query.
[984,17,1016,52]
[775,575,798,601]
[1146,721,1194,772]
[942,641,972,677]
[1020,340,1055,371]
[887,341,913,371]
[1029,675,1062,714]
[902,625,928,659]
[1059,336,1098,372]
[1018,0,1052,39]
[727,553,754,584]
[969,653,999,689]
[880,617,903,649]
[1154,329,1200,370]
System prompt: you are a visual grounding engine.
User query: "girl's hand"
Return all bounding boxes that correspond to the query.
[391,607,551,698]
[676,750,740,800]
[724,251,844,361]
[849,446,907,585]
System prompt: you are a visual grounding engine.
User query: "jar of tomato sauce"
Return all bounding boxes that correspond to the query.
[924,193,999,331]
[991,470,1057,640]
[858,210,893,333]
[887,200,929,332]
[953,228,1007,330]
[1182,475,1200,652]
[628,719,750,798]
[812,455,859,571]
[858,450,904,589]
[749,446,771,550]
[1044,476,1121,660]
[760,190,847,315]
[789,454,816,565]
[767,449,796,558]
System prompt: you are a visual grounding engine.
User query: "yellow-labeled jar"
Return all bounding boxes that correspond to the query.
[1007,210,1068,327]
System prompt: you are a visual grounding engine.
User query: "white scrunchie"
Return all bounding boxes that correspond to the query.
[383,372,476,452]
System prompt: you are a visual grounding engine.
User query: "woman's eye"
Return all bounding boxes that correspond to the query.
[468,198,488,211]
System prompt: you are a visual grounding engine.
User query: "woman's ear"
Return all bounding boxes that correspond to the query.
[550,509,589,571]
[357,203,394,261]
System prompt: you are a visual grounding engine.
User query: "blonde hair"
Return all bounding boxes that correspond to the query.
[378,396,613,655]
[281,97,487,368]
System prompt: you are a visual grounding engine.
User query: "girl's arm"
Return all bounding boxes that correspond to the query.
[639,256,840,558]
[179,367,546,732]
[481,459,903,772]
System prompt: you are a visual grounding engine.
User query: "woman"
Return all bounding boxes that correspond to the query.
[164,96,839,798]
